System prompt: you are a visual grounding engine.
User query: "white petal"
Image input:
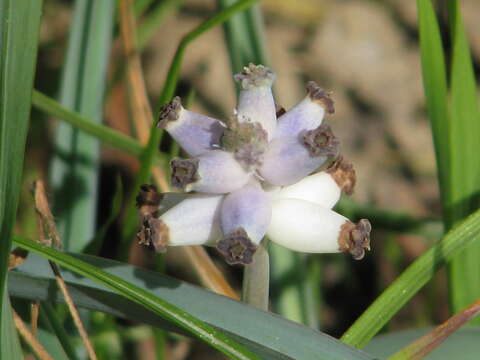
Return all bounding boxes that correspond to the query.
[268,198,345,253]
[268,198,371,259]
[275,172,340,209]
[161,195,224,246]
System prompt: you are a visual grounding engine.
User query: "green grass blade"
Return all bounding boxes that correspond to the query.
[10,249,375,360]
[2,295,23,360]
[0,0,43,356]
[446,0,480,316]
[120,0,258,249]
[40,302,80,360]
[49,0,115,252]
[12,237,260,360]
[32,90,144,158]
[218,1,268,74]
[417,0,450,204]
[341,208,480,348]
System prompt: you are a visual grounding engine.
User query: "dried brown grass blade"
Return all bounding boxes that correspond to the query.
[32,180,98,360]
[183,246,239,300]
[13,310,54,360]
[389,298,480,360]
[31,301,40,338]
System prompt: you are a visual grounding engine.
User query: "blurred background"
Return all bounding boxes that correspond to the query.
[16,0,480,358]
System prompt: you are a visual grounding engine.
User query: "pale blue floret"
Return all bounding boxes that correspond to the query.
[157,96,225,156]
[220,181,272,245]
[259,136,328,186]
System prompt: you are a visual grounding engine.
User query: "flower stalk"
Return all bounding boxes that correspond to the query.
[241,238,270,311]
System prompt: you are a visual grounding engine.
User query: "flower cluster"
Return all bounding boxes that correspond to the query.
[136,64,371,265]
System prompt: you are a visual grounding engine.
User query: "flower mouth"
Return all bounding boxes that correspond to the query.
[137,215,169,253]
[338,219,372,260]
[157,96,181,127]
[170,158,199,189]
[216,228,257,265]
[326,157,356,195]
[306,81,335,114]
[302,123,340,158]
[234,63,276,89]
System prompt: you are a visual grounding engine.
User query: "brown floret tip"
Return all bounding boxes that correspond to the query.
[326,157,356,195]
[306,81,335,114]
[137,215,169,253]
[302,123,340,158]
[216,228,257,265]
[136,184,163,217]
[170,158,199,190]
[157,96,182,128]
[234,63,275,89]
[338,219,372,260]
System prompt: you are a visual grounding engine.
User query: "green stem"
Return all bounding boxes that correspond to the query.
[242,239,269,311]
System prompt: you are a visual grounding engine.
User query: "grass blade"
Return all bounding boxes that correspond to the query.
[2,294,23,360]
[12,237,259,360]
[341,208,480,348]
[445,0,480,316]
[33,90,144,158]
[0,0,43,356]
[218,1,268,75]
[40,302,80,360]
[10,249,375,360]
[417,0,450,204]
[389,299,480,360]
[49,0,115,252]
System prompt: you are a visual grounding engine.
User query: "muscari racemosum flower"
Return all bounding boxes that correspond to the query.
[136,64,371,265]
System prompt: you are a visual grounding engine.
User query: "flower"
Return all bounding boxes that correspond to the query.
[136,64,371,265]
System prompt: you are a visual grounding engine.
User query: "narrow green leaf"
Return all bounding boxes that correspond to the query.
[1,294,23,360]
[341,208,480,348]
[446,0,480,316]
[10,248,375,360]
[218,1,269,76]
[417,0,450,204]
[40,302,79,360]
[0,0,43,355]
[32,90,144,158]
[49,0,115,252]
[13,237,260,360]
